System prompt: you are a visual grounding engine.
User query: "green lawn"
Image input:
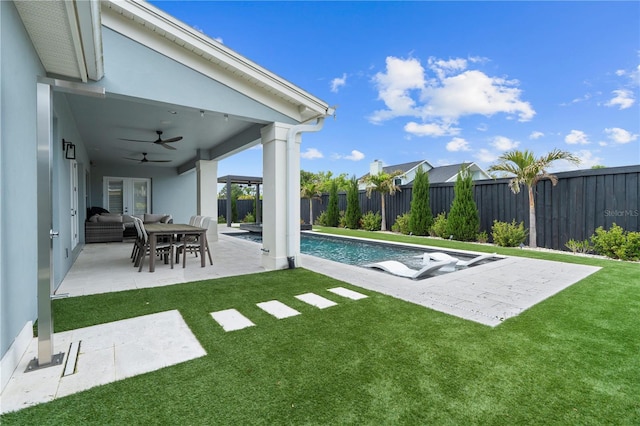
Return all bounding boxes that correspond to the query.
[2,230,639,425]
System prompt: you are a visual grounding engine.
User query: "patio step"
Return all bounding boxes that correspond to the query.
[210,288,367,332]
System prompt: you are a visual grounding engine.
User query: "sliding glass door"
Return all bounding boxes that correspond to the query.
[103,177,151,215]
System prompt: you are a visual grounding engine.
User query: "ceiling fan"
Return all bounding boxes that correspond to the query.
[123,152,171,164]
[119,130,183,150]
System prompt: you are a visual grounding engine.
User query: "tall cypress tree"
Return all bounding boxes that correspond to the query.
[445,166,479,241]
[408,166,432,235]
[325,179,340,227]
[344,176,362,229]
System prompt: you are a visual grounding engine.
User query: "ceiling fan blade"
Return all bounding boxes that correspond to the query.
[119,138,152,143]
[162,136,183,143]
[159,143,177,150]
[149,159,172,163]
[123,156,141,161]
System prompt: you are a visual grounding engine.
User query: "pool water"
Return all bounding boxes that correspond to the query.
[227,232,487,271]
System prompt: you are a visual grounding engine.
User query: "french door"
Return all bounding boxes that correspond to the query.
[103,177,151,215]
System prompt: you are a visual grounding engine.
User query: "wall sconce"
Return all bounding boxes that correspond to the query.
[62,139,76,160]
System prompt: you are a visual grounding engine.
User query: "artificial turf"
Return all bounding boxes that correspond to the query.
[1,235,638,425]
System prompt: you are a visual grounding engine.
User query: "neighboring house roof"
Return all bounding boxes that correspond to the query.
[359,160,432,181]
[428,163,468,183]
[360,160,490,184]
[428,162,491,183]
[382,160,428,175]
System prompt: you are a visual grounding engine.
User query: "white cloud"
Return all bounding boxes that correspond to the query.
[490,136,519,151]
[477,123,488,132]
[332,150,365,161]
[529,131,544,140]
[446,137,470,152]
[475,148,498,163]
[300,148,323,159]
[369,56,426,123]
[368,56,535,126]
[604,127,639,144]
[571,150,602,170]
[428,57,468,80]
[605,89,635,109]
[343,150,365,161]
[565,130,590,145]
[404,121,460,137]
[330,73,347,93]
[424,70,535,122]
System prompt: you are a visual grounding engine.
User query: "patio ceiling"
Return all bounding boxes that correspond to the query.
[65,92,265,171]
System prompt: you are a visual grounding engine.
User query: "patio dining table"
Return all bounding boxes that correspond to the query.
[144,223,208,272]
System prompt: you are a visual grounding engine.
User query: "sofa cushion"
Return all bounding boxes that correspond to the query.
[144,213,167,223]
[88,214,100,222]
[97,214,123,223]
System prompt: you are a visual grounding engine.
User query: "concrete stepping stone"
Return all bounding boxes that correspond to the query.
[256,300,300,319]
[211,309,255,332]
[328,287,368,300]
[295,292,337,309]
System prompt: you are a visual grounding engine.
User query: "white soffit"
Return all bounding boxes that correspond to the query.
[14,1,88,82]
[101,0,330,122]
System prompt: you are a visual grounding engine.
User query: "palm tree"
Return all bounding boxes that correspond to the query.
[300,181,322,225]
[488,149,579,248]
[360,170,404,231]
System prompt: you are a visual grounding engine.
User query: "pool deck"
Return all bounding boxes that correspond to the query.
[1,226,600,414]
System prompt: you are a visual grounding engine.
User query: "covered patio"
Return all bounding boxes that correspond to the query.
[1,0,333,393]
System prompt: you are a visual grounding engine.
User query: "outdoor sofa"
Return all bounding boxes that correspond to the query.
[85,208,172,243]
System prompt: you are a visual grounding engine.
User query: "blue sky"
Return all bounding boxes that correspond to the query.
[150,1,640,178]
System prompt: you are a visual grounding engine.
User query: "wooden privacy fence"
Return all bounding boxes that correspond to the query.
[303,165,640,251]
[219,165,639,251]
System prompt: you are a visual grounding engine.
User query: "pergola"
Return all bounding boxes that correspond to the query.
[218,175,263,227]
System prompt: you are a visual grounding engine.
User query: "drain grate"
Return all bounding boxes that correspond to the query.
[62,341,81,377]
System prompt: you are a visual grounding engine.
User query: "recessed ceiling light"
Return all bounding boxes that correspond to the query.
[160,120,171,125]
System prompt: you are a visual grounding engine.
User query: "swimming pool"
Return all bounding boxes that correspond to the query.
[227,231,497,273]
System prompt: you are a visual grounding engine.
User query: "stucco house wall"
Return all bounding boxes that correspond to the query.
[0,0,47,379]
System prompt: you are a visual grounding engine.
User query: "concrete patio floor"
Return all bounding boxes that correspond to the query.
[1,226,600,414]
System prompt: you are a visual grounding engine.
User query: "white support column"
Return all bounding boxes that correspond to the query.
[196,159,218,242]
[287,130,302,267]
[261,123,292,270]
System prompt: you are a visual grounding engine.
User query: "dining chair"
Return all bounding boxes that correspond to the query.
[134,218,173,272]
[174,216,213,268]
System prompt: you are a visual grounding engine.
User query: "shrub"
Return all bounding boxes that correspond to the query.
[315,211,328,226]
[477,230,489,244]
[338,211,347,228]
[565,239,592,254]
[408,166,432,235]
[325,179,340,227]
[243,212,255,223]
[492,220,528,247]
[590,223,640,261]
[344,176,362,229]
[445,167,479,241]
[360,211,382,231]
[217,215,226,224]
[392,213,411,235]
[430,212,448,238]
